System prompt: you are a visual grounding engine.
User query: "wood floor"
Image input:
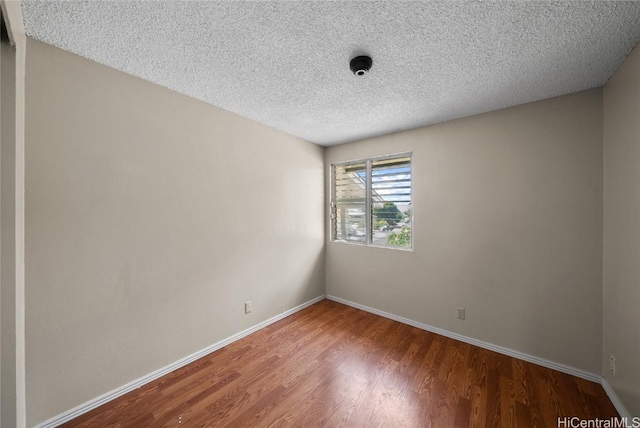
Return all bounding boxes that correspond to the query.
[63,300,618,428]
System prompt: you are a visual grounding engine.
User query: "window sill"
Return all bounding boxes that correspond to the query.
[329,240,414,252]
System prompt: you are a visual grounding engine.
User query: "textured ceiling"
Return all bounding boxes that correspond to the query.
[22,1,640,146]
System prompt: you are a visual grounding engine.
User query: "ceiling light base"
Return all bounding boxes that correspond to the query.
[350,56,373,76]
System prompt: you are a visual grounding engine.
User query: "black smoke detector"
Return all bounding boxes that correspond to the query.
[350,55,372,76]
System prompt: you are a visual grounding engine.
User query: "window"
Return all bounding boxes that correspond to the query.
[331,153,412,249]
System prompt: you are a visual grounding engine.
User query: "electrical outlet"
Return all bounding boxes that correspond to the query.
[610,355,616,375]
[245,301,252,314]
[457,307,465,320]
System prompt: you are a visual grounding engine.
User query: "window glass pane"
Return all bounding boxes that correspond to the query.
[334,162,367,242]
[371,157,411,248]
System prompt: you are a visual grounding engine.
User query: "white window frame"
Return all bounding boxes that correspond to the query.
[330,152,413,250]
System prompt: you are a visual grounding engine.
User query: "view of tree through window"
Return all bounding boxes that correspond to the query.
[332,154,412,249]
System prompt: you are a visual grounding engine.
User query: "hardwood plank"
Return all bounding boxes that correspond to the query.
[484,368,502,428]
[469,384,488,428]
[514,359,547,427]
[431,377,461,428]
[437,339,471,397]
[412,334,446,394]
[515,400,533,428]
[499,374,517,427]
[149,370,243,427]
[62,300,620,427]
[453,397,472,428]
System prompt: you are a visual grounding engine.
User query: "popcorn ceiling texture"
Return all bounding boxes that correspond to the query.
[21,1,640,146]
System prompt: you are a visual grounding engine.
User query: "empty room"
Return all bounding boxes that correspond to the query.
[1,0,640,427]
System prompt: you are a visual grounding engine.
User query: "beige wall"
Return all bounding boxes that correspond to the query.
[326,89,604,374]
[603,43,640,417]
[1,38,18,428]
[1,2,26,424]
[24,39,325,426]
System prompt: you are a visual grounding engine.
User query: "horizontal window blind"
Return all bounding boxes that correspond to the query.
[333,162,367,242]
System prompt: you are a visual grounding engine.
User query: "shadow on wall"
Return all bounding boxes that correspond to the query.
[266,243,326,314]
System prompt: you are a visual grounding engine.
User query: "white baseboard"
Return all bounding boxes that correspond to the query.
[601,378,632,419]
[326,295,639,419]
[326,294,601,383]
[35,295,326,428]
[36,294,633,427]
